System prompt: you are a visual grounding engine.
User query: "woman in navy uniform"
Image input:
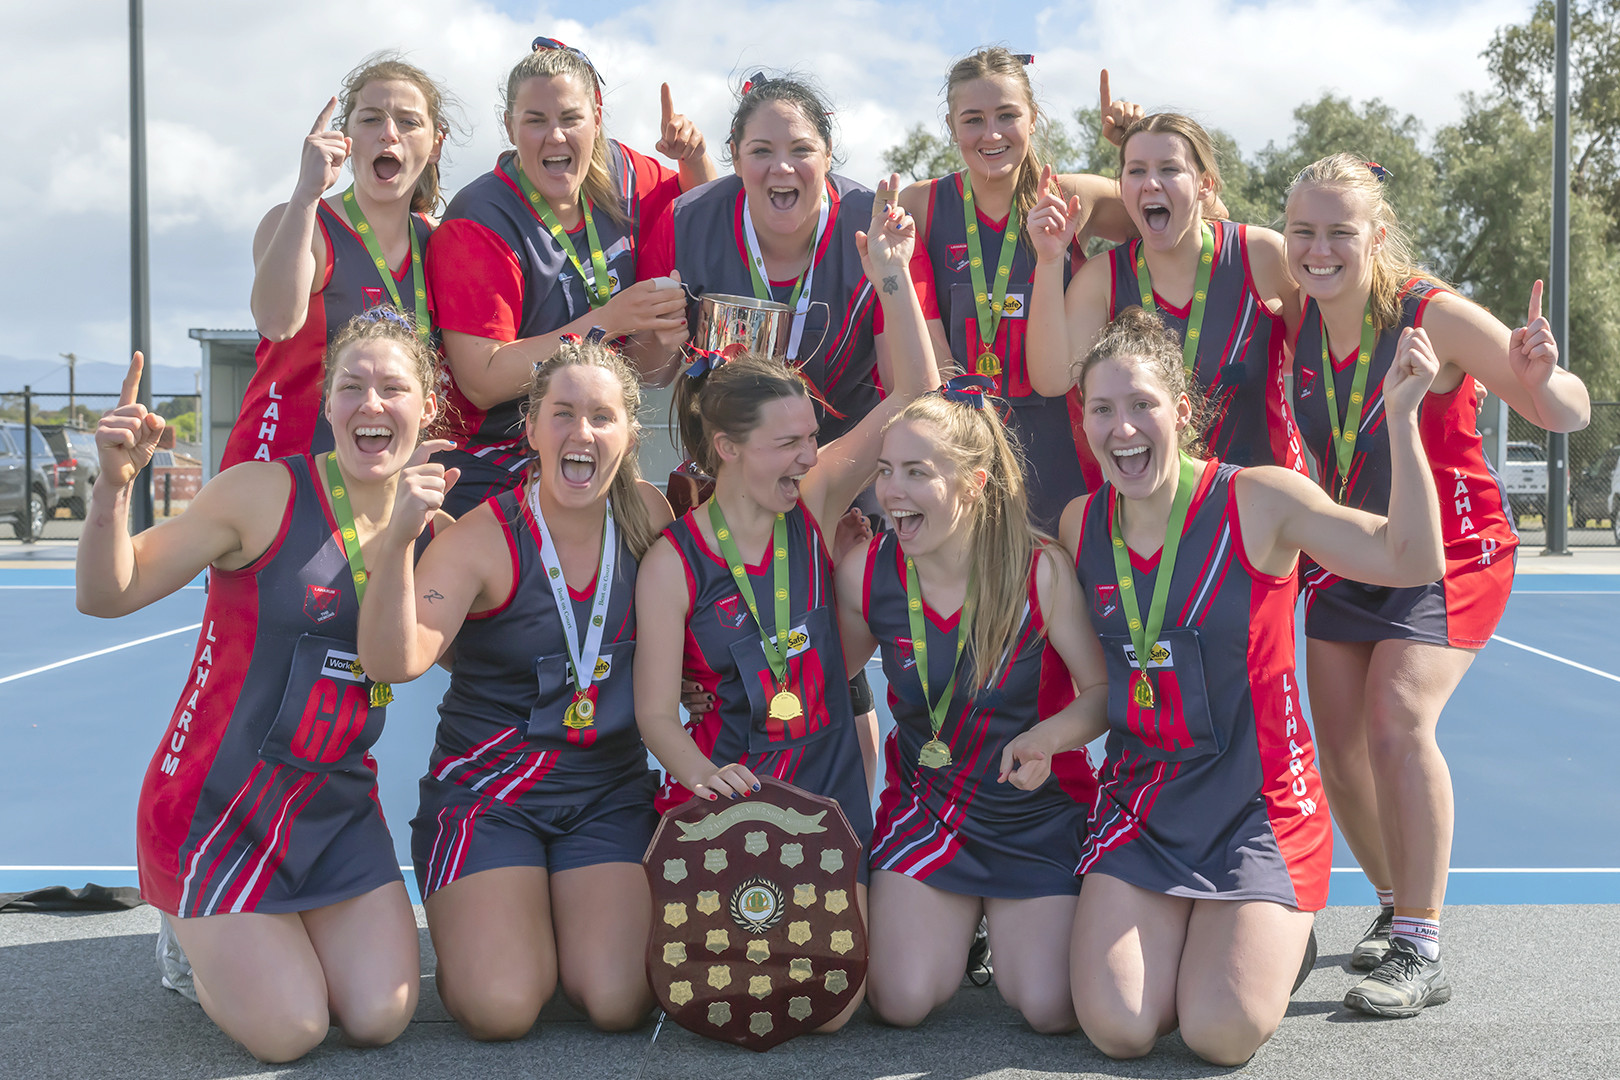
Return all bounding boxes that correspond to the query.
[633,198,937,1030]
[427,38,715,513]
[896,53,1138,528]
[836,378,1109,1032]
[359,336,672,1040]
[1027,112,1303,472]
[77,312,454,1062]
[224,55,451,470]
[1059,308,1446,1063]
[1286,155,1590,1016]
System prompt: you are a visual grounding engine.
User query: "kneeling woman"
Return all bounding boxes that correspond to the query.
[836,379,1108,1031]
[76,312,451,1062]
[634,201,938,1028]
[1059,309,1445,1064]
[357,338,673,1039]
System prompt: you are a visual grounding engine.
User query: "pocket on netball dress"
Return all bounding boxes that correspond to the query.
[259,634,387,772]
[1098,627,1222,763]
[524,638,637,743]
[728,605,842,754]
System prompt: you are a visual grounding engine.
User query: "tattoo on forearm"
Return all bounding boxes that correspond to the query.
[424,589,444,603]
[882,275,899,295]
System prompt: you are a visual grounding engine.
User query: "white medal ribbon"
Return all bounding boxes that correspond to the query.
[740,186,832,361]
[527,483,617,697]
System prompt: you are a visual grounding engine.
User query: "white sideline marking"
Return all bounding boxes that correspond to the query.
[0,623,203,685]
[0,585,203,590]
[8,865,1618,874]
[1490,634,1620,684]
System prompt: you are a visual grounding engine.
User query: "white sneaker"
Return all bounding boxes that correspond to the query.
[156,918,198,1003]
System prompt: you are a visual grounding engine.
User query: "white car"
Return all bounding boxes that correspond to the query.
[1498,440,1548,519]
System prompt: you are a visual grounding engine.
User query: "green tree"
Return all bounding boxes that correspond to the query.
[881,124,960,182]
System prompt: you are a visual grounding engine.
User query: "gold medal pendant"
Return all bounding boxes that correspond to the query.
[1132,673,1156,709]
[369,682,393,708]
[768,690,803,722]
[564,694,596,730]
[975,351,1001,377]
[918,739,953,769]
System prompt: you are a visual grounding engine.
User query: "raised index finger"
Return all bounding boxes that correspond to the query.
[660,83,674,127]
[1100,69,1112,112]
[312,96,337,136]
[119,352,145,408]
[1528,278,1543,325]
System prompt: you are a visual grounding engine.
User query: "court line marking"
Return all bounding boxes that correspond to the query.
[0,623,203,686]
[0,585,203,590]
[1513,589,1620,594]
[1490,634,1620,684]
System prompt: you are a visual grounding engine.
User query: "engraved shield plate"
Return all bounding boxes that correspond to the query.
[644,776,866,1051]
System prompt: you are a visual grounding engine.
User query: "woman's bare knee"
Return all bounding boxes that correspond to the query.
[868,978,942,1028]
[438,973,544,1042]
[235,1008,328,1063]
[1079,1013,1159,1060]
[1180,1012,1272,1067]
[335,991,414,1047]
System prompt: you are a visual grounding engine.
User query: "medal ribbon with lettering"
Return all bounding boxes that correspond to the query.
[740,187,831,360]
[340,185,430,342]
[1135,223,1215,374]
[527,483,617,729]
[905,558,977,770]
[323,453,393,707]
[1319,303,1378,504]
[1108,453,1199,710]
[708,501,803,723]
[512,163,613,308]
[961,173,1021,378]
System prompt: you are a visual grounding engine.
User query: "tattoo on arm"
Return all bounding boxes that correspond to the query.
[882,275,899,295]
[423,589,444,603]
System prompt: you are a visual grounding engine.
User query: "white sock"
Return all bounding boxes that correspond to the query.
[1375,887,1394,909]
[1391,916,1440,960]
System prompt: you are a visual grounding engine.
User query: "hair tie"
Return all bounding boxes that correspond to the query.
[938,374,994,408]
[585,326,608,343]
[741,71,767,97]
[532,35,603,106]
[359,307,414,331]
[684,344,744,379]
[1012,53,1035,65]
[1365,161,1392,183]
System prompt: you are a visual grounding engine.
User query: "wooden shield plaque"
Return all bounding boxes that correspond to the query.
[643,776,867,1051]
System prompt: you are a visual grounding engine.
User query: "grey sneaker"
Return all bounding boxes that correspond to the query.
[1343,938,1451,1018]
[1350,906,1395,971]
[157,918,198,1004]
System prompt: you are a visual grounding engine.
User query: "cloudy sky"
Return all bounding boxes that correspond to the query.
[4,0,1533,384]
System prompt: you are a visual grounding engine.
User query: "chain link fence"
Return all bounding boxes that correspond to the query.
[1497,400,1620,547]
[1,388,203,544]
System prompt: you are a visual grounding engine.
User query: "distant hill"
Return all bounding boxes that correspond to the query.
[0,354,203,401]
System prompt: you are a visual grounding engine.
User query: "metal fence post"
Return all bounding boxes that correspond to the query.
[1545,0,1572,555]
[22,386,34,544]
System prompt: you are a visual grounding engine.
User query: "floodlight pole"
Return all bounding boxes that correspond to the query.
[130,0,154,533]
[1544,0,1571,555]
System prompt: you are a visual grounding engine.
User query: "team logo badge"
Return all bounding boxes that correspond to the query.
[895,637,916,671]
[946,244,970,273]
[361,286,384,310]
[717,595,749,630]
[1094,584,1118,619]
[644,778,867,1052]
[304,584,340,624]
[1298,367,1318,399]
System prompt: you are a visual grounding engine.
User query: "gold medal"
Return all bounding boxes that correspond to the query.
[564,696,595,729]
[918,739,953,769]
[1132,673,1156,709]
[768,690,803,722]
[975,351,1002,376]
[369,682,393,708]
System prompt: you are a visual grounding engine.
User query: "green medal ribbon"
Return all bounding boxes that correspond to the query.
[961,174,1020,376]
[905,557,976,766]
[340,186,430,342]
[1135,223,1215,374]
[322,453,392,708]
[1319,303,1378,504]
[709,502,793,687]
[1108,453,1200,710]
[512,164,612,308]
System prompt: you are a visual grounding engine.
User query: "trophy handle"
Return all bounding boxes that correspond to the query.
[799,301,832,363]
